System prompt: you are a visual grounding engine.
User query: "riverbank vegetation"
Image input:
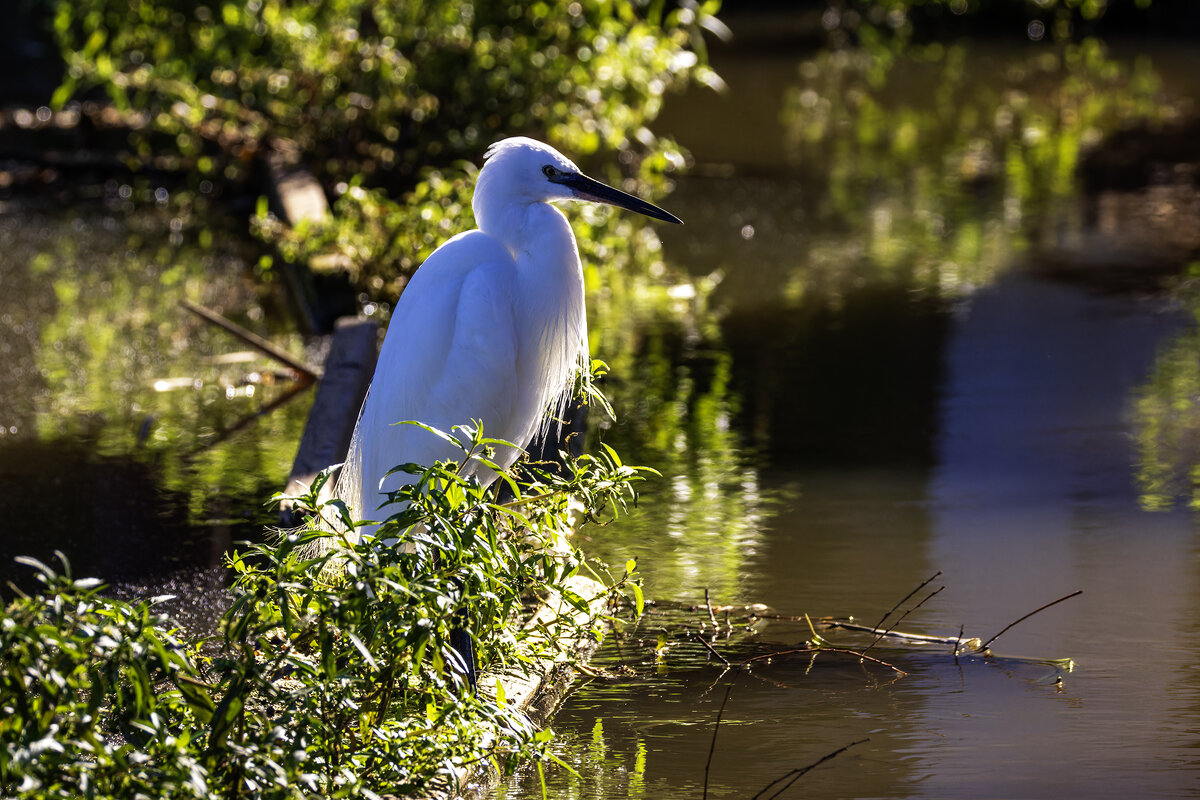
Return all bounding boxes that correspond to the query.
[1,426,651,798]
[47,0,722,307]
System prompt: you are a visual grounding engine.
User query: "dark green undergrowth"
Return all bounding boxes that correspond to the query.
[1,425,650,799]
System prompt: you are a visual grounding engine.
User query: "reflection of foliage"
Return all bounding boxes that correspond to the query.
[5,209,310,530]
[497,717,651,800]
[579,273,767,602]
[1134,276,1200,511]
[779,39,1173,292]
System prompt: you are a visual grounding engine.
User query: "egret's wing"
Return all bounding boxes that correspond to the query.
[337,231,519,524]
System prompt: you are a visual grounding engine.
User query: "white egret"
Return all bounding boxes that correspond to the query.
[329,137,681,686]
[334,137,681,535]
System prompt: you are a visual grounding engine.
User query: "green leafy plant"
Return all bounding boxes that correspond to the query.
[0,554,212,798]
[50,0,719,188]
[1,425,652,798]
[50,0,719,304]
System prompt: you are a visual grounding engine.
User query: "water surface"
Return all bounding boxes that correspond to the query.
[2,26,1199,800]
[497,34,1200,800]
[0,202,313,624]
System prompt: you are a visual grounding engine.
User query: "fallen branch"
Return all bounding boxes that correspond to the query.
[821,620,963,645]
[744,646,906,676]
[862,585,944,658]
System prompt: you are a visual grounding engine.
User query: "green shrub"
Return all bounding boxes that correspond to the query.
[1,425,650,798]
[52,0,718,303]
[52,0,719,183]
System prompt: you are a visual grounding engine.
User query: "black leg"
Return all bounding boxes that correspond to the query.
[449,624,477,690]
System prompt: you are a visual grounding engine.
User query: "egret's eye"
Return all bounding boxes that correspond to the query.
[542,165,559,178]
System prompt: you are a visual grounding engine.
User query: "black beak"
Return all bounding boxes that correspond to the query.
[555,172,683,225]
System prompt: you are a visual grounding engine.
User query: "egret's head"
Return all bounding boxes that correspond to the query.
[473,137,681,233]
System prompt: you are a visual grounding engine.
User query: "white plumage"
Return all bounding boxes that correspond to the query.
[333,137,680,535]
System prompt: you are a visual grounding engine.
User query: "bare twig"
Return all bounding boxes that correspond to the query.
[704,587,719,629]
[180,299,321,380]
[861,585,944,657]
[694,633,731,666]
[868,571,942,634]
[744,647,906,676]
[822,620,961,645]
[751,738,870,800]
[979,590,1083,651]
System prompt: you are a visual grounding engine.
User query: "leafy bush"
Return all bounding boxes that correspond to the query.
[1,426,650,798]
[52,0,718,302]
[51,0,720,183]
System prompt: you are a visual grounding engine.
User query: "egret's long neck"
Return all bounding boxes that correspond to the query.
[507,202,585,330]
[506,202,589,434]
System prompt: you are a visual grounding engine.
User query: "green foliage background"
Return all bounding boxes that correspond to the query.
[52,0,723,302]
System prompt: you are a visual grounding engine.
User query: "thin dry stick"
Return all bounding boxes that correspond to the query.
[703,671,740,800]
[745,647,906,676]
[954,624,965,664]
[694,632,731,666]
[751,738,871,800]
[979,590,1083,651]
[868,571,942,633]
[180,299,322,379]
[861,585,944,658]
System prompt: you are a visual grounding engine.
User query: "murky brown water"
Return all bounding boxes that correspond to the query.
[496,32,1200,800]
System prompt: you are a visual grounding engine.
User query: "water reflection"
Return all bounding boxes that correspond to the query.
[584,315,765,602]
[0,207,311,593]
[501,31,1200,800]
[923,270,1198,796]
[1134,301,1200,511]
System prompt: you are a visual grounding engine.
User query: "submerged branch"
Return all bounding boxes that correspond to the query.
[694,632,731,666]
[862,585,944,658]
